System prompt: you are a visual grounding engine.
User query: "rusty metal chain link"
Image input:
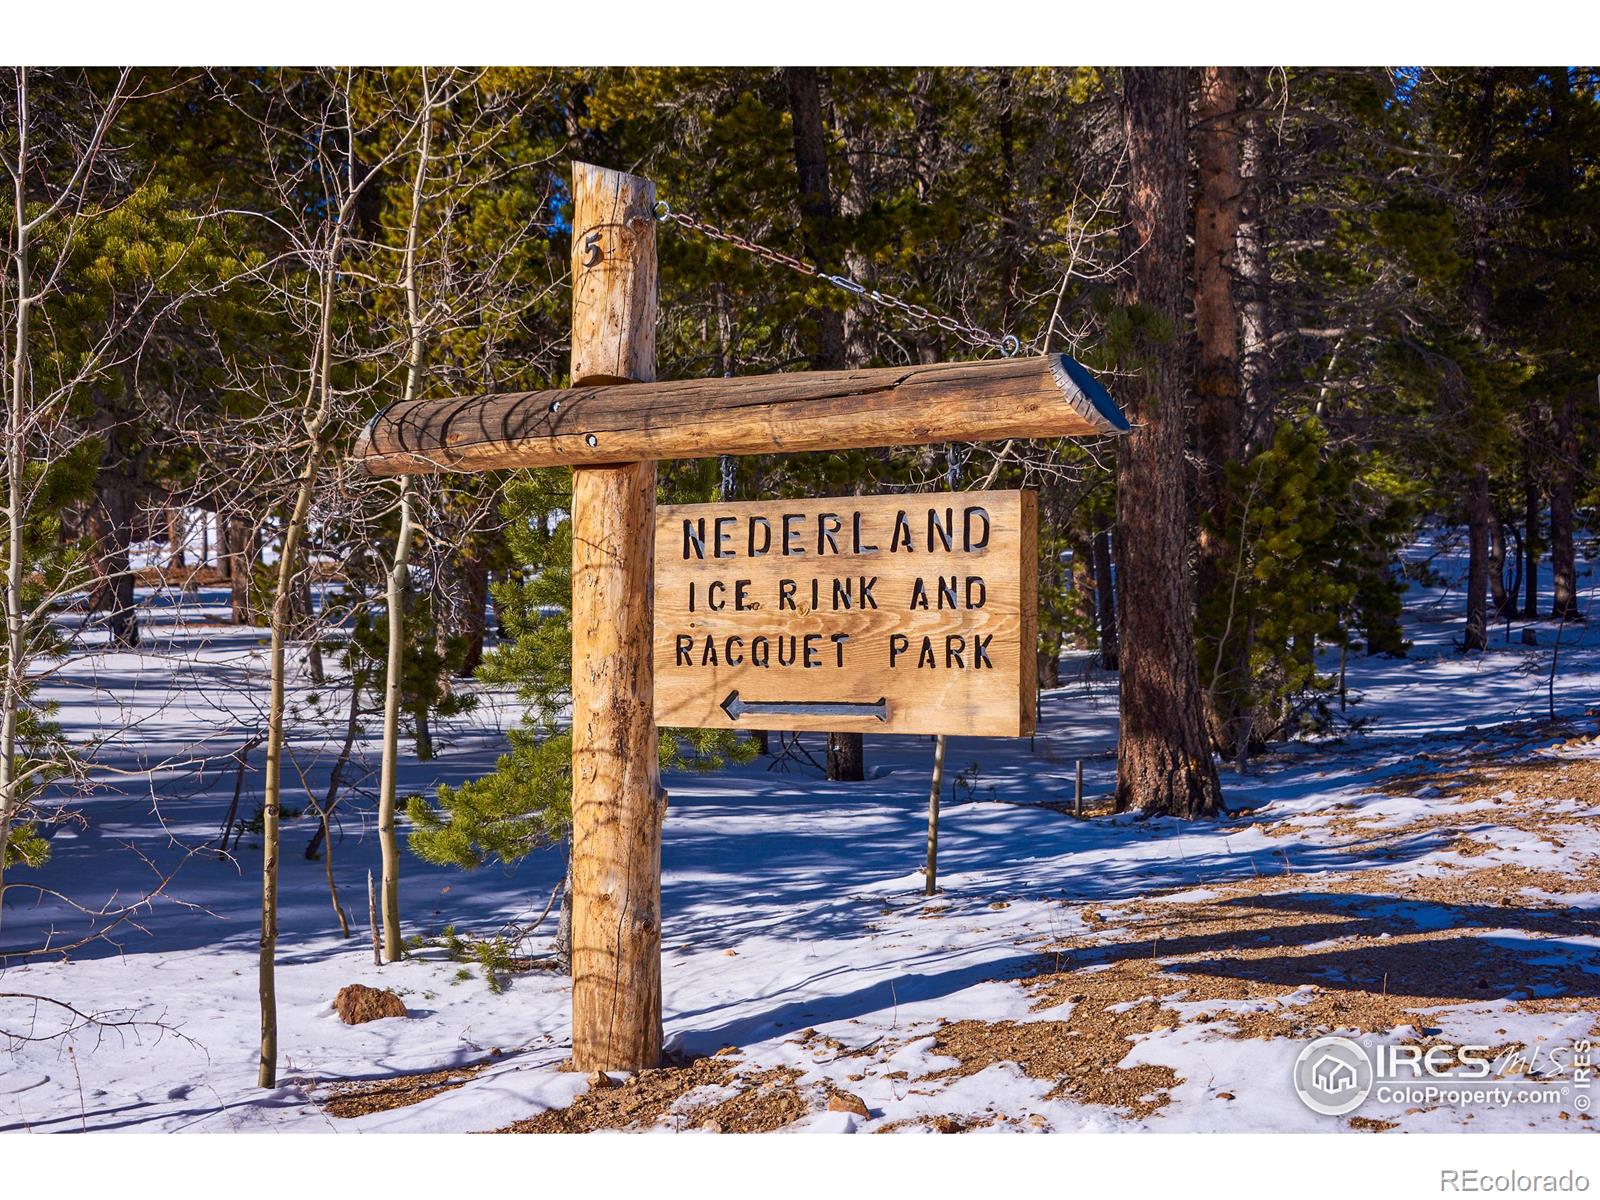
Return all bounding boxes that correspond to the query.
[655,200,1020,358]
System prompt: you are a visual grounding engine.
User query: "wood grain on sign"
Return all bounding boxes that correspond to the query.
[654,491,1037,738]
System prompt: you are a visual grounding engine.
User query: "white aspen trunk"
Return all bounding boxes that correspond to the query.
[258,451,321,1087]
[256,70,432,1084]
[259,223,342,1088]
[0,74,31,929]
[376,70,433,964]
[377,477,415,963]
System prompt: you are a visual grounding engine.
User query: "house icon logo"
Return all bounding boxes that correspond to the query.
[1293,1036,1375,1116]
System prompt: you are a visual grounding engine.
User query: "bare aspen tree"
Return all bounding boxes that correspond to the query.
[376,68,436,962]
[0,69,140,925]
[217,71,432,1089]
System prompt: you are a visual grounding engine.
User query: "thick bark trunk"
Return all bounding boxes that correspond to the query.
[1037,631,1063,689]
[1236,68,1273,451]
[224,512,257,624]
[995,68,1023,330]
[1070,535,1097,646]
[785,66,864,782]
[1465,465,1491,650]
[1192,66,1249,758]
[784,67,846,373]
[84,469,141,648]
[1550,388,1582,620]
[1489,517,1513,619]
[1114,67,1224,819]
[217,507,231,579]
[453,552,488,676]
[166,505,186,570]
[825,732,865,781]
[1524,445,1542,618]
[1062,536,1098,677]
[1548,71,1582,622]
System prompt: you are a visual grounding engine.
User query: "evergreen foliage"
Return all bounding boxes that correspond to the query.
[407,470,754,873]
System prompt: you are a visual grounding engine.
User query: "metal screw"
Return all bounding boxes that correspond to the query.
[585,434,598,447]
[549,400,560,413]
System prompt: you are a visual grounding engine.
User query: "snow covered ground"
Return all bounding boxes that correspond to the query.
[2,531,1597,1133]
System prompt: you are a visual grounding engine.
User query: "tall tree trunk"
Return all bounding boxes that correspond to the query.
[1462,68,1498,653]
[299,575,325,686]
[1070,535,1097,642]
[1550,388,1582,620]
[784,67,846,373]
[1524,441,1542,617]
[259,451,321,1088]
[1094,527,1118,671]
[1192,66,1249,758]
[377,78,434,963]
[1547,69,1582,623]
[1489,517,1514,620]
[1236,68,1273,451]
[1037,629,1064,689]
[224,511,257,624]
[378,480,417,960]
[438,537,490,678]
[85,467,141,648]
[431,497,494,680]
[0,88,33,926]
[455,552,488,676]
[261,109,357,1079]
[1465,465,1491,650]
[995,67,1023,331]
[166,505,186,570]
[554,869,573,973]
[1113,67,1224,819]
[784,65,863,782]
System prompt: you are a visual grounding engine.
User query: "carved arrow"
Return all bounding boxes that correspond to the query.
[719,691,888,723]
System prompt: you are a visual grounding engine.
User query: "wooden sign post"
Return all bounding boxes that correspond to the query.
[566,165,663,1071]
[354,161,1129,1073]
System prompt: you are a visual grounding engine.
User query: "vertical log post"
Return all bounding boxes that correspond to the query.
[925,734,946,897]
[568,162,663,1072]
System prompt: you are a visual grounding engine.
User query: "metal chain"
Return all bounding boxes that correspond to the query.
[655,200,1020,358]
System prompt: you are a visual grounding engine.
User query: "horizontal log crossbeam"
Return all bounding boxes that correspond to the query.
[354,353,1129,475]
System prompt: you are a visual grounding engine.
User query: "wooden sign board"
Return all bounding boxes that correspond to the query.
[653,491,1037,738]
